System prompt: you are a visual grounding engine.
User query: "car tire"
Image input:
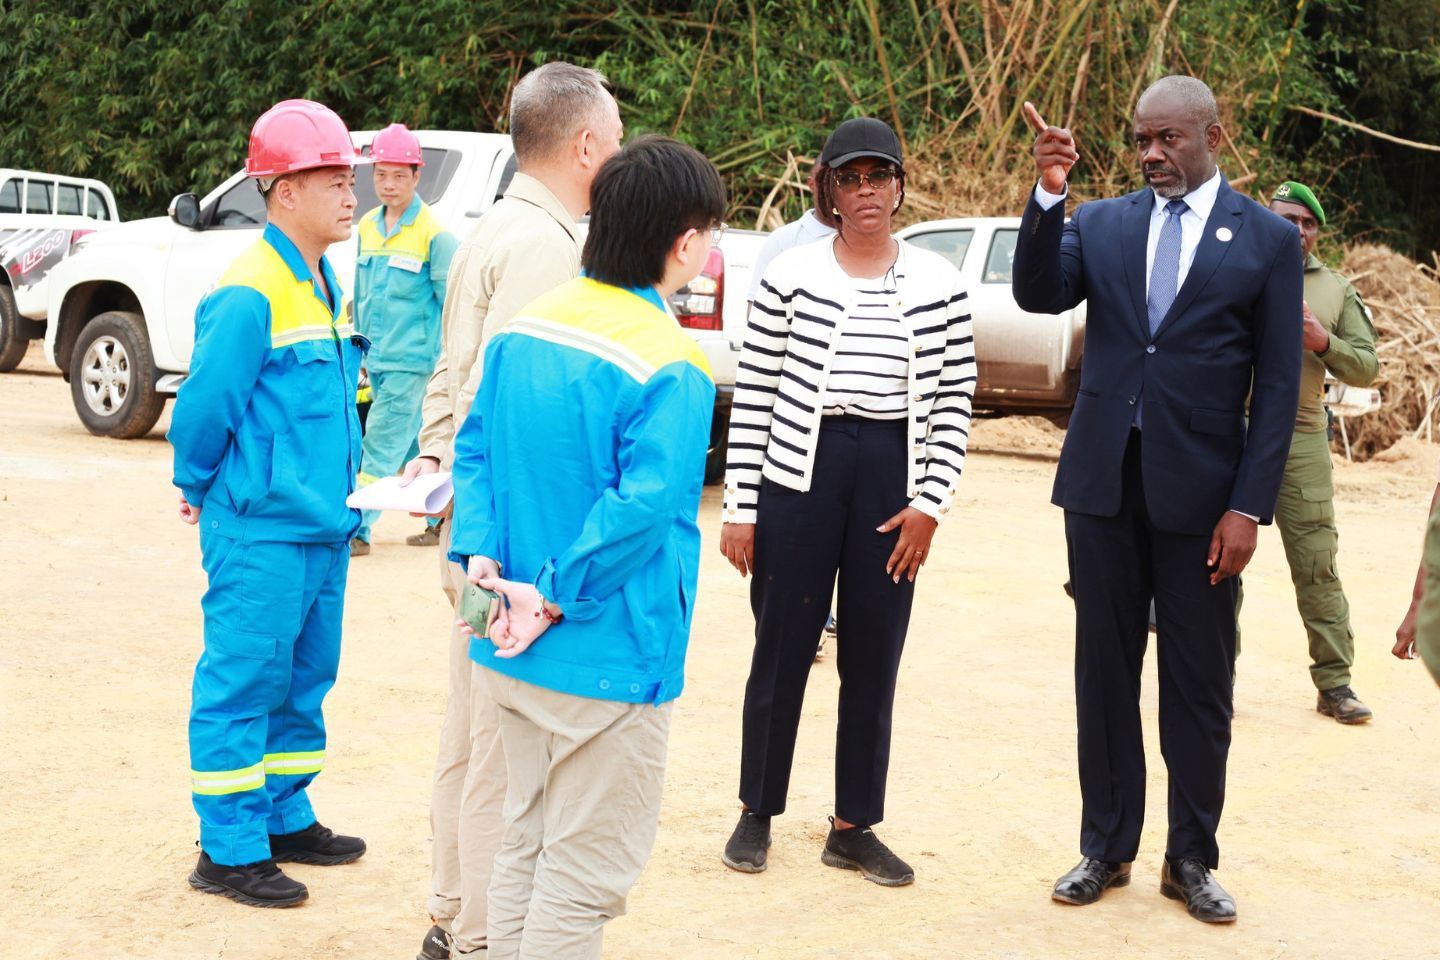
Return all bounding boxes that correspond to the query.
[704,408,729,485]
[0,285,29,372]
[69,310,166,438]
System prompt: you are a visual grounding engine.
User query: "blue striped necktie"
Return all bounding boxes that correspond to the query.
[1147,199,1189,335]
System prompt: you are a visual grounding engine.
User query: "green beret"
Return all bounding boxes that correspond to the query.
[1272,180,1326,225]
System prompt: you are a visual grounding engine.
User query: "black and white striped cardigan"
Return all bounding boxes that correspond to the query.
[722,237,976,525]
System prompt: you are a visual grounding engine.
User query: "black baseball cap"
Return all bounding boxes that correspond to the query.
[820,117,903,168]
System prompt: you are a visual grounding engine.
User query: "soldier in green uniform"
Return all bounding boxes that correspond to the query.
[1265,181,1380,722]
[1395,474,1440,687]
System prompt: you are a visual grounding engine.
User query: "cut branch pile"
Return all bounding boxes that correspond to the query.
[1336,244,1440,460]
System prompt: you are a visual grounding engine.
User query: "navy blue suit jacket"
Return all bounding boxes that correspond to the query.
[1012,179,1302,535]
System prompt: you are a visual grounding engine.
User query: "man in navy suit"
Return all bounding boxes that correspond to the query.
[1012,76,1302,924]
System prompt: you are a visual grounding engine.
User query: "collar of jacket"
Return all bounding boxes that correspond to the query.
[262,222,340,306]
[503,172,579,243]
[366,193,423,235]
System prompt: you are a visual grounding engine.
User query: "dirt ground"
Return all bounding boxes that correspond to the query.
[3,340,1440,960]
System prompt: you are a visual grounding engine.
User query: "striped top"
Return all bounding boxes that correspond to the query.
[824,262,910,419]
[723,236,976,525]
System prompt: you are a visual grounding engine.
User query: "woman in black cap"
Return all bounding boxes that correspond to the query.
[717,117,976,885]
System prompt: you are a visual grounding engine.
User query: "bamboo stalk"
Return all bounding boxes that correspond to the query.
[1288,105,1440,154]
[863,0,908,154]
[671,0,726,136]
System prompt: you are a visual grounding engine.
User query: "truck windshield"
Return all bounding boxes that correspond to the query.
[210,147,457,229]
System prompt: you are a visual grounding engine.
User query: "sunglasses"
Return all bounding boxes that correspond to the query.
[833,169,899,191]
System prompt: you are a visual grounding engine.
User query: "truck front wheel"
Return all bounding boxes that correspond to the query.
[0,285,28,372]
[69,310,166,438]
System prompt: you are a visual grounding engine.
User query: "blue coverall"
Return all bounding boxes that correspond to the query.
[353,195,456,542]
[170,223,364,867]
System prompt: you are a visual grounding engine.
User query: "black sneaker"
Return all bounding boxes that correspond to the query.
[821,818,914,886]
[416,923,453,960]
[269,821,367,865]
[721,810,771,873]
[188,850,308,908]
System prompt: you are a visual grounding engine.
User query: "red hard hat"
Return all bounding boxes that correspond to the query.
[370,123,424,167]
[246,99,370,178]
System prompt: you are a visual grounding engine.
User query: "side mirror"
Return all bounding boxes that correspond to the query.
[169,193,202,229]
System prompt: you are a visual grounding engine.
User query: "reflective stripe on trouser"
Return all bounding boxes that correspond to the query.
[427,511,507,954]
[189,529,348,866]
[482,669,672,960]
[1274,428,1355,690]
[356,368,428,541]
[1416,497,1440,687]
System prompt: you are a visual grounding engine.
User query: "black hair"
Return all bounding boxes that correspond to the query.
[812,160,906,237]
[582,134,727,288]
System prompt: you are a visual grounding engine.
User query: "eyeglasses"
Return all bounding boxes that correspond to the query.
[833,169,898,192]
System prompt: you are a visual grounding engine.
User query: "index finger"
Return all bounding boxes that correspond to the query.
[1023,101,1049,134]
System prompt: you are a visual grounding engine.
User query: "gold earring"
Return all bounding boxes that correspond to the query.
[832,207,840,216]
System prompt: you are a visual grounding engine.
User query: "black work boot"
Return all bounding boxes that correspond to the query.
[269,821,367,865]
[416,923,453,960]
[721,810,772,873]
[188,850,308,908]
[821,818,914,886]
[1317,685,1373,724]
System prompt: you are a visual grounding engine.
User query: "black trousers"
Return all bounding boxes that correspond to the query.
[1065,429,1237,869]
[739,416,915,826]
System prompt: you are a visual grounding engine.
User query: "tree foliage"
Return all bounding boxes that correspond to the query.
[1,0,1436,254]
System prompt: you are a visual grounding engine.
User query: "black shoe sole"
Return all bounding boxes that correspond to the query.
[1316,703,1373,724]
[270,847,366,866]
[820,848,914,886]
[1160,879,1237,923]
[721,854,767,873]
[188,871,308,908]
[1051,872,1129,905]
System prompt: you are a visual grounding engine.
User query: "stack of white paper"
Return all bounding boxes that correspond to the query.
[345,472,453,514]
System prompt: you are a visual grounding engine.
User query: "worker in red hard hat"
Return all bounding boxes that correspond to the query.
[350,123,457,556]
[169,98,372,908]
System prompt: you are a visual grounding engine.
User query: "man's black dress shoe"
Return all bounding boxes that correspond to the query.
[1052,857,1131,905]
[1160,857,1237,923]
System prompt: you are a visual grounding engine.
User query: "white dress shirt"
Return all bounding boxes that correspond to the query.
[1033,167,1222,295]
[747,209,838,301]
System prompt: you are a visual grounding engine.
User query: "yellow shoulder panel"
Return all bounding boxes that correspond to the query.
[527,278,712,380]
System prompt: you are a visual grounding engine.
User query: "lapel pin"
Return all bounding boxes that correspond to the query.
[1215,226,1233,242]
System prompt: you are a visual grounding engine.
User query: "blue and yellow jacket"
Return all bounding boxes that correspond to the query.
[170,223,364,544]
[448,277,717,705]
[354,195,457,373]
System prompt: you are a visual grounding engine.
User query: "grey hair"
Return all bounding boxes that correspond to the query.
[509,62,612,166]
[1136,75,1220,128]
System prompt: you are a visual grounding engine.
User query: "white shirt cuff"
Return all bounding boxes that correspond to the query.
[1033,181,1068,211]
[1227,509,1260,523]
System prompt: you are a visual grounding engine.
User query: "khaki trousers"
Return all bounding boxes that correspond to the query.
[427,513,507,954]
[482,670,673,960]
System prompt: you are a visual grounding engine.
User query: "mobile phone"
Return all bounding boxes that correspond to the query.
[459,582,501,639]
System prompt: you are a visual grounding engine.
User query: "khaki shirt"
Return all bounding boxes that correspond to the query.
[1297,252,1379,433]
[418,172,581,467]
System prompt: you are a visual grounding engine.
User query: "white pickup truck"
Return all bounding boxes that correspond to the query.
[897,216,1086,422]
[43,129,762,480]
[0,168,120,371]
